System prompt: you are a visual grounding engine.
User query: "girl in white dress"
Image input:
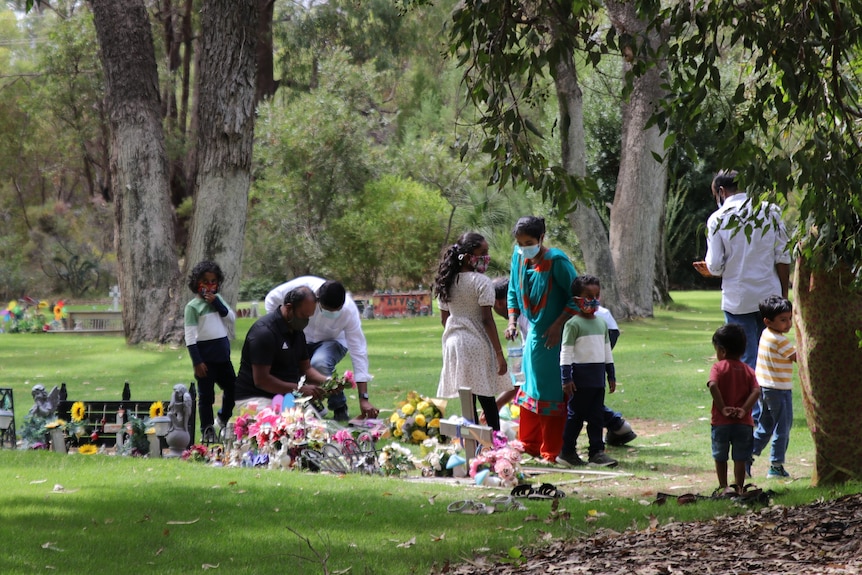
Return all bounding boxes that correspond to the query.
[434,232,510,430]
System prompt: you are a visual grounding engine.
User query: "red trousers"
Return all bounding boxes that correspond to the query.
[518,407,566,462]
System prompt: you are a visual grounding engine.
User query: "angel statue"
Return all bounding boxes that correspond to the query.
[29,384,60,419]
[167,383,192,434]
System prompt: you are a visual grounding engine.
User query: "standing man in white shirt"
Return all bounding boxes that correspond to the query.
[264,276,377,421]
[693,169,792,371]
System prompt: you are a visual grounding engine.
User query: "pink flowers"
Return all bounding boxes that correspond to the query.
[468,437,525,488]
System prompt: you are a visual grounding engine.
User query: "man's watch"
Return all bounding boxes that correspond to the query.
[358,393,369,400]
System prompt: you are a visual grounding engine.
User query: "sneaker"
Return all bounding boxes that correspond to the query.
[556,452,586,467]
[745,457,754,478]
[767,464,790,478]
[201,426,217,443]
[588,451,618,467]
[333,407,350,422]
[605,430,638,446]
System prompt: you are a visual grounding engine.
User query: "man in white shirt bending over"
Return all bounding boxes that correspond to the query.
[265,276,377,422]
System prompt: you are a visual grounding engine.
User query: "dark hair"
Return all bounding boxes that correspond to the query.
[712,169,739,193]
[317,280,346,309]
[571,274,600,297]
[283,286,315,308]
[712,324,746,359]
[512,216,545,240]
[433,232,486,303]
[493,277,509,300]
[759,295,792,321]
[187,261,224,293]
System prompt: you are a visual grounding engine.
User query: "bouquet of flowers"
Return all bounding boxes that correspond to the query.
[419,436,463,477]
[234,405,330,454]
[377,442,421,476]
[388,391,444,444]
[468,432,526,488]
[182,444,212,463]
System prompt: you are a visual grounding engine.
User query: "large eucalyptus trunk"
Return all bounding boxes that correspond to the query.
[91,0,181,344]
[552,47,624,319]
[605,0,669,317]
[181,0,258,340]
[794,259,862,485]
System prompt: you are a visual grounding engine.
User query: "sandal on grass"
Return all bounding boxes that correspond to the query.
[489,495,527,512]
[529,483,565,500]
[511,484,535,498]
[447,500,494,515]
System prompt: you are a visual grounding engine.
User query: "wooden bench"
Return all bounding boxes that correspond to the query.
[56,383,198,450]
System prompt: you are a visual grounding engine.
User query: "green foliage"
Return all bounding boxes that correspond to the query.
[238,278,275,302]
[327,175,449,291]
[247,53,384,281]
[661,1,862,282]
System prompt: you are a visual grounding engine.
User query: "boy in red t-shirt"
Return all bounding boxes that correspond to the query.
[707,324,761,496]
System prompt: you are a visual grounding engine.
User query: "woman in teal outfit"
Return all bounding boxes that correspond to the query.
[505,216,579,461]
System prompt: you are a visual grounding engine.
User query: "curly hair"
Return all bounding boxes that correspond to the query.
[187,260,224,293]
[433,232,486,303]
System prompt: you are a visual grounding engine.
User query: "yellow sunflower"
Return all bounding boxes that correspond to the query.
[78,444,98,455]
[149,401,164,418]
[45,419,66,429]
[71,401,86,422]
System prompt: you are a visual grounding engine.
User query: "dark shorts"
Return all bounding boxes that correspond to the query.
[711,423,754,462]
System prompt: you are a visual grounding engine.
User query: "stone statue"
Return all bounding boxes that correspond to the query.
[28,384,60,419]
[165,383,192,457]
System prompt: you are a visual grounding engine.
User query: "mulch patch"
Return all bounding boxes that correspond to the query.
[440,492,862,574]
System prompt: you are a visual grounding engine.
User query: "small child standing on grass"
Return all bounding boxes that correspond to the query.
[751,295,797,479]
[557,274,618,467]
[708,324,761,496]
[184,261,236,442]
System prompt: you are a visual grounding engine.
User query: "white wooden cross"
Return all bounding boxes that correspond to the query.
[438,387,494,465]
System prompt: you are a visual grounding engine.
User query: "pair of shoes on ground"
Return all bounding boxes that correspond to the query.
[511,482,566,499]
[556,451,618,468]
[447,496,527,514]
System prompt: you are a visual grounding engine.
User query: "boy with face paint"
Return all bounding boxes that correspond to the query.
[184,260,236,441]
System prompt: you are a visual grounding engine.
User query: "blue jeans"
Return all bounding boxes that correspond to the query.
[724,311,765,422]
[307,340,348,411]
[752,388,793,465]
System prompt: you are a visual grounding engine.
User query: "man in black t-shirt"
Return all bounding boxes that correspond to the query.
[234,286,331,409]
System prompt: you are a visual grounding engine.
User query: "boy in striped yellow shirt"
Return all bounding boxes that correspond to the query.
[751,296,797,479]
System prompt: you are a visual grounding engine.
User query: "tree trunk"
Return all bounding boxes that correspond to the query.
[606,0,668,318]
[91,0,181,343]
[255,0,278,103]
[794,259,862,485]
[182,0,258,341]
[551,46,624,319]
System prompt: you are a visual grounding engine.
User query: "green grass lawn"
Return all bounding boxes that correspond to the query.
[1,291,860,574]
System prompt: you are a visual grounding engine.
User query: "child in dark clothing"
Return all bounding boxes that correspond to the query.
[557,275,618,468]
[708,324,761,496]
[184,261,236,442]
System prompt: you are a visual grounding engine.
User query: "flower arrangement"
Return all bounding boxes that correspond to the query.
[388,391,444,444]
[117,416,150,456]
[234,405,331,454]
[377,442,420,476]
[77,444,98,455]
[324,369,356,392]
[419,436,463,476]
[149,401,165,418]
[66,401,93,446]
[182,443,211,463]
[468,432,526,488]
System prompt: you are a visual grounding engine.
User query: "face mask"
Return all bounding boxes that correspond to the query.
[318,303,342,320]
[518,244,541,259]
[469,254,490,274]
[576,297,600,314]
[285,312,309,332]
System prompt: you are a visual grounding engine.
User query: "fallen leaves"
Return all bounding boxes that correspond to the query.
[166,518,200,525]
